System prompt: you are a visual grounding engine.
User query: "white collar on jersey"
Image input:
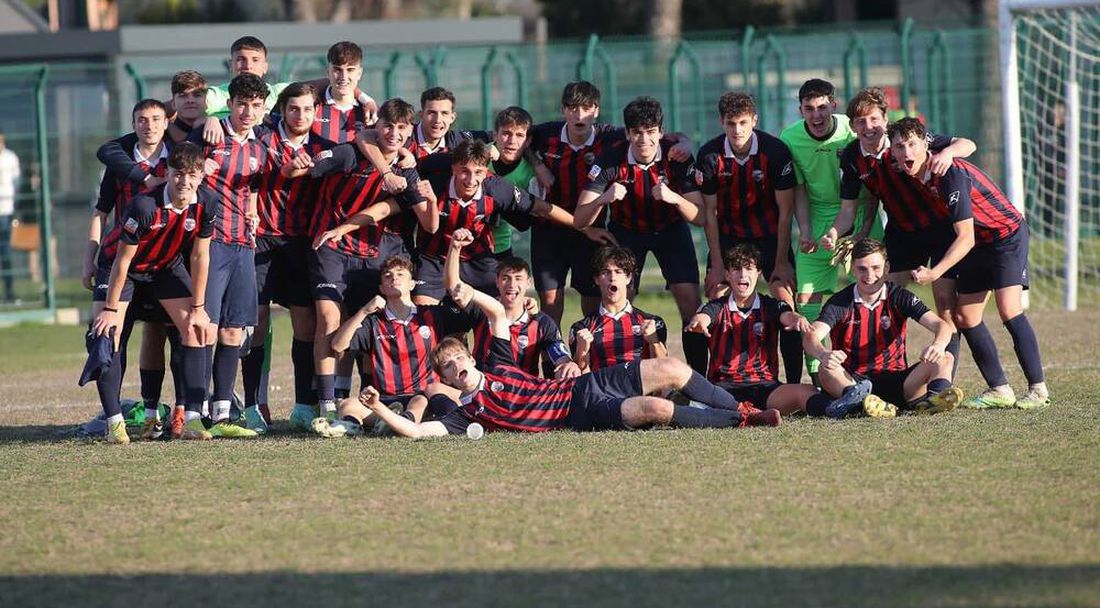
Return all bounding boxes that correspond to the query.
[161,186,196,214]
[277,121,311,150]
[384,303,419,324]
[627,144,662,169]
[860,135,889,159]
[324,86,359,112]
[132,142,168,165]
[598,301,634,321]
[460,374,486,405]
[723,133,758,165]
[221,117,257,143]
[853,283,888,310]
[448,176,483,206]
[558,123,596,151]
[508,310,530,326]
[416,123,446,153]
[726,293,761,319]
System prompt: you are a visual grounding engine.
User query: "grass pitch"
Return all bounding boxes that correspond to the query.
[0,294,1098,607]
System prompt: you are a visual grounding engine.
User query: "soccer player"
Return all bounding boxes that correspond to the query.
[803,238,963,418]
[695,91,804,383]
[686,244,832,415]
[356,281,782,437]
[88,143,218,443]
[780,79,884,382]
[445,227,579,379]
[311,41,371,144]
[878,118,1048,409]
[484,106,540,260]
[305,97,436,425]
[569,246,667,374]
[573,96,706,372]
[821,87,976,374]
[166,70,209,143]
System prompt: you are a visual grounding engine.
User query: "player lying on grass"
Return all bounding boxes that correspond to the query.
[686,243,835,416]
[802,238,964,418]
[355,280,782,438]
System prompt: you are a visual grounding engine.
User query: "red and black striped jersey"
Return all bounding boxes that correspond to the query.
[311,88,369,144]
[568,304,667,371]
[309,143,425,258]
[199,119,269,247]
[405,124,491,162]
[929,160,1024,245]
[417,174,534,261]
[817,282,930,375]
[460,337,577,433]
[256,125,335,238]
[347,302,469,397]
[468,308,569,377]
[695,131,796,239]
[96,136,170,264]
[585,138,699,233]
[697,294,791,385]
[839,133,954,233]
[530,121,624,212]
[118,184,217,274]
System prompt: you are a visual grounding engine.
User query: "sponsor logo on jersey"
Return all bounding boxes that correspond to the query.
[587,164,601,180]
[123,218,139,233]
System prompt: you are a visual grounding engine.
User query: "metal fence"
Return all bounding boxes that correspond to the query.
[0,19,1006,321]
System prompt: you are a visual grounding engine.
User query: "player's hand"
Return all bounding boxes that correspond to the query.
[580,226,617,245]
[523,297,540,315]
[246,213,260,236]
[668,140,692,162]
[203,158,220,177]
[685,314,711,338]
[415,179,436,204]
[921,342,946,364]
[641,319,660,343]
[928,151,955,176]
[91,308,119,338]
[81,265,96,291]
[534,163,555,193]
[313,229,342,250]
[449,282,472,303]
[819,350,847,371]
[187,306,210,342]
[202,118,224,146]
[359,385,382,409]
[488,144,501,162]
[143,175,167,189]
[555,361,582,379]
[450,228,475,250]
[382,170,408,193]
[574,328,594,351]
[800,233,817,254]
[362,295,386,315]
[396,146,417,170]
[770,261,796,294]
[606,182,628,204]
[703,267,725,299]
[653,179,676,204]
[820,227,838,251]
[291,148,314,171]
[359,95,379,126]
[784,313,812,333]
[910,265,936,285]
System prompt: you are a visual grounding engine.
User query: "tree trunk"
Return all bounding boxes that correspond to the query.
[648,0,682,41]
[330,0,352,22]
[285,0,317,21]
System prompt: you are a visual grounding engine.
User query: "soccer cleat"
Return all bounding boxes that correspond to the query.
[140,418,165,440]
[311,417,362,439]
[862,394,897,418]
[208,421,259,439]
[1014,388,1050,410]
[736,401,763,416]
[289,404,318,431]
[915,386,963,416]
[105,419,130,445]
[825,379,873,419]
[960,387,1016,409]
[258,403,273,426]
[243,406,269,435]
[743,409,782,427]
[170,406,186,439]
[180,419,212,441]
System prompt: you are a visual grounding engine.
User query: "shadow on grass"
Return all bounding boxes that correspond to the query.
[1,565,1098,607]
[0,424,326,443]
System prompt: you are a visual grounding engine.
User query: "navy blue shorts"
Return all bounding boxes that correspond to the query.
[610,220,700,287]
[709,234,794,280]
[309,245,385,313]
[205,240,258,328]
[255,236,311,308]
[95,262,182,323]
[884,223,957,276]
[530,223,601,297]
[716,381,782,409]
[413,254,499,300]
[857,365,918,408]
[566,359,644,431]
[955,224,1030,294]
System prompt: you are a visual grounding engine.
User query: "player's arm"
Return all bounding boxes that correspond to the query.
[359,386,450,438]
[186,235,212,336]
[452,282,509,340]
[928,136,977,176]
[913,170,976,285]
[331,296,385,353]
[822,198,859,251]
[569,322,592,372]
[772,186,796,290]
[802,320,845,369]
[915,309,952,364]
[83,210,107,291]
[655,180,702,225]
[354,129,408,193]
[685,310,714,338]
[643,317,668,359]
[701,193,726,297]
[444,228,474,308]
[530,197,573,227]
[280,147,315,178]
[311,197,395,249]
[573,173,625,229]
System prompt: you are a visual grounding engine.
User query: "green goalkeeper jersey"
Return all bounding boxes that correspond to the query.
[492,156,538,253]
[779,114,855,207]
[206,81,289,118]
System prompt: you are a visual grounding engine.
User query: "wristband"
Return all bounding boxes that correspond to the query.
[381,170,393,177]
[103,306,118,313]
[191,303,205,309]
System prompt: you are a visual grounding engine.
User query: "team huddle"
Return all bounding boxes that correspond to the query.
[80,35,1049,444]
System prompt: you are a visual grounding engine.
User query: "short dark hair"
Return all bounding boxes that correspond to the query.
[851,238,888,261]
[231,36,267,56]
[277,82,318,114]
[592,245,637,277]
[886,117,926,144]
[228,73,269,102]
[327,41,362,66]
[452,139,493,167]
[561,80,600,108]
[847,87,889,120]
[718,91,756,119]
[494,106,533,132]
[171,70,206,96]
[377,98,417,125]
[798,78,836,103]
[723,243,762,270]
[381,254,415,275]
[132,98,167,119]
[497,256,531,277]
[168,142,205,173]
[420,86,455,108]
[623,96,663,131]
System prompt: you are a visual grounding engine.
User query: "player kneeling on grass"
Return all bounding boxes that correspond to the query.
[686,243,836,416]
[89,143,220,443]
[356,282,781,438]
[802,238,964,418]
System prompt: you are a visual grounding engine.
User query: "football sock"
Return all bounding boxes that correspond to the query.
[334,375,352,401]
[780,327,804,384]
[961,322,1008,388]
[681,371,739,410]
[165,326,184,406]
[798,300,823,375]
[317,374,336,404]
[805,392,831,417]
[946,332,961,379]
[670,405,741,428]
[927,378,952,394]
[203,344,214,405]
[681,329,709,374]
[117,315,136,380]
[96,351,124,418]
[291,339,316,405]
[1004,314,1044,385]
[181,345,207,413]
[241,345,265,408]
[139,368,164,411]
[211,342,240,403]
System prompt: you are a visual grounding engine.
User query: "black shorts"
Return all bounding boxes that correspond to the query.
[255,236,311,308]
[566,359,644,431]
[610,220,700,286]
[709,234,794,280]
[858,365,918,407]
[884,223,957,276]
[413,254,499,300]
[716,381,782,409]
[530,223,600,297]
[955,224,1030,294]
[206,240,258,328]
[93,262,177,324]
[309,246,384,312]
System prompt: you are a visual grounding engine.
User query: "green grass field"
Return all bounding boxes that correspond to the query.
[1,293,1098,607]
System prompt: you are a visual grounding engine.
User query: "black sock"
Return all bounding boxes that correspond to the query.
[961,323,1008,387]
[805,392,830,417]
[117,317,135,381]
[139,368,164,407]
[181,345,207,413]
[927,378,952,394]
[681,371,739,410]
[681,329,709,374]
[96,351,124,418]
[946,332,961,379]
[1004,314,1044,385]
[670,404,741,428]
[780,327,804,384]
[317,374,336,403]
[211,343,240,402]
[166,327,184,407]
[291,339,316,405]
[202,344,214,405]
[241,345,265,408]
